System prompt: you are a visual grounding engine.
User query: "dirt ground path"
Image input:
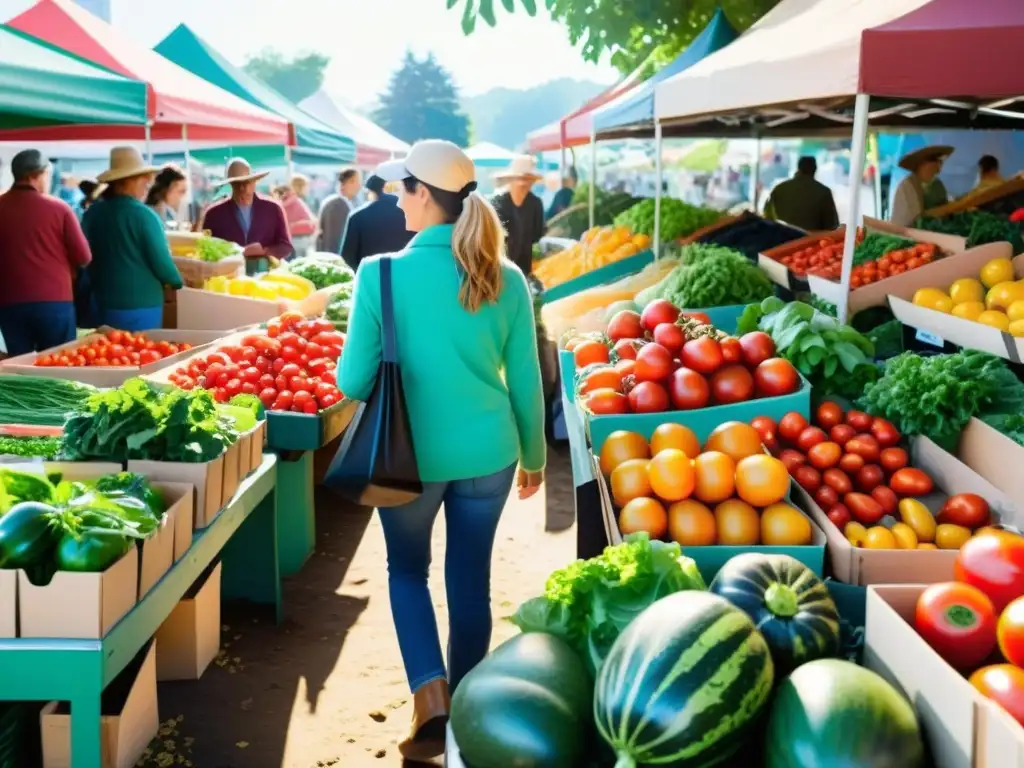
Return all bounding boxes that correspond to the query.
[142,447,577,768]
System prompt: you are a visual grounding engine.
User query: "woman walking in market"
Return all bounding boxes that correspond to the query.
[337,139,547,762]
[82,147,183,331]
[145,164,188,228]
[275,175,317,258]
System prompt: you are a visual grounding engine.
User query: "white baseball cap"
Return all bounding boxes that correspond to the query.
[375,140,477,195]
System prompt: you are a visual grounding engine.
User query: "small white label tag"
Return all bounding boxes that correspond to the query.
[915,329,944,348]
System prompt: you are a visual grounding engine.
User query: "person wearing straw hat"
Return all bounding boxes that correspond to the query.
[199,158,293,263]
[491,154,546,276]
[82,147,183,332]
[890,145,953,227]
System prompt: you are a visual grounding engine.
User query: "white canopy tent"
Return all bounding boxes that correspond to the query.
[299,90,409,167]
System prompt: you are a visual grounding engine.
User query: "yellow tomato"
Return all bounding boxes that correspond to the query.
[952,301,986,321]
[1010,319,1024,338]
[981,258,1015,288]
[1008,300,1024,322]
[891,522,919,549]
[845,521,868,547]
[935,523,972,550]
[949,278,986,305]
[898,498,936,543]
[863,526,898,549]
[913,287,953,311]
[978,310,1010,331]
[917,543,938,550]
[986,281,1024,311]
[760,504,812,546]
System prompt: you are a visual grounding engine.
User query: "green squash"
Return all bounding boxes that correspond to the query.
[766,659,926,768]
[595,591,774,768]
[709,552,841,675]
[450,632,591,768]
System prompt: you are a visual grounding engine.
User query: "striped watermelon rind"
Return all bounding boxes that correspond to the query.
[595,591,775,767]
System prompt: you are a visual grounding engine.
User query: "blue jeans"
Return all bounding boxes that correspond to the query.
[0,301,76,356]
[378,462,517,693]
[96,306,163,332]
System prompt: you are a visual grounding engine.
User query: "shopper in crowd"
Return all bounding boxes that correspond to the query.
[339,173,413,270]
[545,165,577,220]
[56,172,83,209]
[317,168,362,254]
[763,156,840,231]
[491,155,545,276]
[0,150,91,355]
[276,174,317,258]
[339,140,545,761]
[973,155,1005,194]
[145,164,188,227]
[200,158,293,262]
[77,179,103,217]
[890,145,954,227]
[82,147,182,332]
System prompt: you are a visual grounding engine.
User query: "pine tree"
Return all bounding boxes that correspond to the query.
[374,51,471,147]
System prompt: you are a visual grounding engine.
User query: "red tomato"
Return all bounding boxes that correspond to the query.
[307,358,332,377]
[240,381,258,395]
[311,331,345,348]
[807,441,841,470]
[628,381,669,413]
[779,449,806,473]
[719,337,742,364]
[710,365,754,405]
[279,362,302,379]
[827,504,851,529]
[272,357,287,374]
[640,299,680,333]
[938,494,990,529]
[668,367,710,410]
[998,597,1024,667]
[778,412,808,443]
[815,485,839,511]
[305,342,325,360]
[634,343,673,382]
[970,665,1024,726]
[224,378,243,397]
[889,467,934,497]
[829,424,856,446]
[290,376,312,393]
[955,534,1024,612]
[240,366,262,384]
[794,465,821,493]
[280,346,301,363]
[870,485,898,516]
[213,387,229,403]
[870,418,901,447]
[751,416,777,443]
[738,331,775,368]
[612,339,638,361]
[845,410,873,431]
[815,401,844,430]
[879,447,909,473]
[653,323,685,355]
[292,390,315,411]
[320,392,341,409]
[754,358,800,397]
[845,493,885,525]
[838,453,865,473]
[823,468,853,495]
[266,319,283,338]
[321,345,342,361]
[796,427,828,453]
[855,464,885,492]
[607,310,645,342]
[845,435,881,464]
[259,387,278,407]
[915,582,997,670]
[272,391,294,411]
[680,337,724,375]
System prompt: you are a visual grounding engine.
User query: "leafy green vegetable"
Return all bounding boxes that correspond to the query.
[325,290,352,331]
[62,378,238,464]
[93,472,165,517]
[0,375,97,426]
[738,297,879,399]
[656,244,774,308]
[866,319,904,360]
[511,533,705,676]
[916,211,1024,253]
[853,233,917,265]
[0,436,61,459]
[614,198,721,241]
[286,257,355,290]
[858,350,1024,451]
[195,236,241,263]
[982,412,1024,447]
[0,469,55,507]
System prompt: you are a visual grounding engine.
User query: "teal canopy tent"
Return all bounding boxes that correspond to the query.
[153,24,356,165]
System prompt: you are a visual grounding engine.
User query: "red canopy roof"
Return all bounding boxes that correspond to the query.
[861,0,1024,98]
[1,0,289,143]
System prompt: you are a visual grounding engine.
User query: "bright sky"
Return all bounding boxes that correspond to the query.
[0,0,619,106]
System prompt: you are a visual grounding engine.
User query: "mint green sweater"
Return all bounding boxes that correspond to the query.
[338,224,546,482]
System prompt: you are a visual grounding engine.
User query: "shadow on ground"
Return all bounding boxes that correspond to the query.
[543,442,575,534]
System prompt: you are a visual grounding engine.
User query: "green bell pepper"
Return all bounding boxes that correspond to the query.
[55,528,133,573]
[0,501,58,569]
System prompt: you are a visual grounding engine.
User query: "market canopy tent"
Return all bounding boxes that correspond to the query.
[592,8,739,140]
[154,24,355,164]
[1,0,289,144]
[0,24,146,130]
[299,89,409,167]
[465,141,519,168]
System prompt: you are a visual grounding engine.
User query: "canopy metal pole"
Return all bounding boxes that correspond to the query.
[654,122,663,259]
[838,93,871,325]
[560,146,567,177]
[181,124,192,226]
[144,122,153,164]
[752,135,762,211]
[869,132,883,218]
[588,125,596,230]
[285,145,294,181]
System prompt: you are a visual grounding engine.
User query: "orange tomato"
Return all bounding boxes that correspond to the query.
[610,459,652,507]
[715,499,760,545]
[647,449,696,502]
[598,430,650,475]
[650,423,701,458]
[704,422,764,462]
[585,389,629,415]
[619,497,668,539]
[734,454,790,507]
[761,503,813,545]
[574,340,610,369]
[578,366,623,396]
[668,500,716,546]
[692,451,736,504]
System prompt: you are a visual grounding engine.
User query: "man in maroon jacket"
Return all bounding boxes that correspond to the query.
[0,149,91,355]
[199,158,293,266]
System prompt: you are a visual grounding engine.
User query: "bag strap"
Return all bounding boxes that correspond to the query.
[380,256,398,363]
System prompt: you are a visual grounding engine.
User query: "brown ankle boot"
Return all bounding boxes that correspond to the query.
[398,678,450,761]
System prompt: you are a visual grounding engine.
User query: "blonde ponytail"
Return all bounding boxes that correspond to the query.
[452,192,505,312]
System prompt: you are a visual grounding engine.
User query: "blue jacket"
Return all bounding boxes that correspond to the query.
[340,194,413,270]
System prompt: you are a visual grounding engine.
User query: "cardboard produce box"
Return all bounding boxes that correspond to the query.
[155,481,194,562]
[865,586,1024,768]
[0,327,225,387]
[136,482,194,595]
[794,436,1018,586]
[127,454,225,529]
[155,562,221,681]
[758,228,844,290]
[807,217,967,315]
[221,438,241,507]
[958,417,1024,510]
[174,285,332,331]
[41,642,159,768]
[888,245,1023,362]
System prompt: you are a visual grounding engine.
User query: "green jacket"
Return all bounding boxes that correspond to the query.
[765,174,840,232]
[338,224,546,482]
[82,195,183,310]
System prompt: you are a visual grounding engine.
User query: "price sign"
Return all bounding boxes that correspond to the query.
[915,329,945,348]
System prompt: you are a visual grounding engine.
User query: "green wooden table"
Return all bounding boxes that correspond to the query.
[0,455,281,767]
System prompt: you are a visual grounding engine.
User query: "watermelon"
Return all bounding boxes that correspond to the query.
[765,659,926,768]
[595,591,774,768]
[709,553,841,675]
[450,633,592,768]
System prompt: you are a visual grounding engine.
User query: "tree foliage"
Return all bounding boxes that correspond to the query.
[243,49,330,103]
[373,51,471,147]
[448,0,781,74]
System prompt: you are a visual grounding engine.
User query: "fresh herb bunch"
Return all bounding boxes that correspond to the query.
[325,285,353,331]
[738,297,879,399]
[286,257,355,290]
[614,198,721,241]
[866,319,904,360]
[63,378,238,463]
[915,211,1024,252]
[798,293,837,317]
[982,412,1024,447]
[0,436,61,459]
[853,233,917,266]
[656,244,774,308]
[195,236,240,263]
[0,375,96,426]
[857,350,1024,451]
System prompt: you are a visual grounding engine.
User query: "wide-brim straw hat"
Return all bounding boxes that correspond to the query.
[96,146,158,184]
[218,158,270,187]
[899,145,954,172]
[494,154,545,181]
